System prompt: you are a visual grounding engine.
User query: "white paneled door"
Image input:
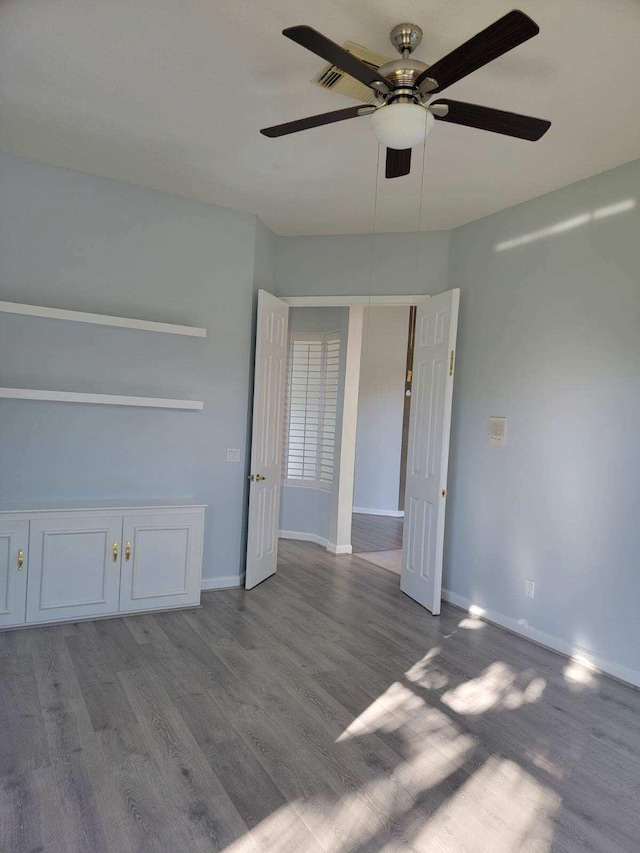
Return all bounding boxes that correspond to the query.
[245,290,289,589]
[401,289,460,614]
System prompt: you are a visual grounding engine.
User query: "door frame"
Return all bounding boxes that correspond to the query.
[279,295,427,555]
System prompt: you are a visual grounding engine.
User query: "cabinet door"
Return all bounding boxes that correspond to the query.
[0,519,29,628]
[119,512,203,613]
[26,516,122,623]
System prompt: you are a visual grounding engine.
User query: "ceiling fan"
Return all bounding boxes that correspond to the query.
[260,10,551,178]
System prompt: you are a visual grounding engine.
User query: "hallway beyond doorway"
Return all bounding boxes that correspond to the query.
[351,512,403,553]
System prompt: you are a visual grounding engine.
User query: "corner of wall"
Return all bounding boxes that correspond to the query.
[252,217,278,294]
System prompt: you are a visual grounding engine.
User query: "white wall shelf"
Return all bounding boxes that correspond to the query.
[0,387,203,410]
[0,300,207,338]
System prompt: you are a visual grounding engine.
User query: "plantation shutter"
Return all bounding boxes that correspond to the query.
[283,331,340,489]
[319,332,340,487]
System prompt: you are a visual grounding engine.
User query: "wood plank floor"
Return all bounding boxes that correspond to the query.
[351,513,403,553]
[2,540,640,852]
[357,549,403,576]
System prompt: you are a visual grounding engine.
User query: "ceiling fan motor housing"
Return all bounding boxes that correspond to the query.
[377,58,431,103]
[378,23,438,105]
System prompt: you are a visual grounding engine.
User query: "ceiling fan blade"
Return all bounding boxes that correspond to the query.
[386,148,411,179]
[261,105,374,138]
[283,26,390,94]
[416,10,539,94]
[432,100,550,140]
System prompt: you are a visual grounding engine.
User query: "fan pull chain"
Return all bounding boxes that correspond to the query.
[414,110,429,291]
[367,142,382,308]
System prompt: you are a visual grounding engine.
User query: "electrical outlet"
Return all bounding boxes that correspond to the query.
[525,580,535,599]
[226,449,241,463]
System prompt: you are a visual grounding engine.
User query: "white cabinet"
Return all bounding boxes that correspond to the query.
[0,500,206,630]
[119,512,204,612]
[0,519,29,628]
[26,516,123,623]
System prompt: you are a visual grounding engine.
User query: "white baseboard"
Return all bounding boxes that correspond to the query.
[201,575,242,591]
[442,588,640,690]
[353,507,404,518]
[279,531,352,555]
[326,542,353,555]
[279,530,329,548]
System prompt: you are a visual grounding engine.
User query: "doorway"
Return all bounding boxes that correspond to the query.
[278,305,350,554]
[247,290,459,616]
[350,305,415,576]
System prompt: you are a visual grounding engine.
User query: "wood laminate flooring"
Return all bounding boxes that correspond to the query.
[1,540,640,852]
[351,513,403,553]
[357,550,403,576]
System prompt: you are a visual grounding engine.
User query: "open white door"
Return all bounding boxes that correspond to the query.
[245,290,289,589]
[401,289,460,614]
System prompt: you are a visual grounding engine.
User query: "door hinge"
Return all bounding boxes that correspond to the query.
[406,369,412,383]
[449,350,455,377]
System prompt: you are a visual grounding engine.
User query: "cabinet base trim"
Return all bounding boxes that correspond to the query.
[1,601,201,632]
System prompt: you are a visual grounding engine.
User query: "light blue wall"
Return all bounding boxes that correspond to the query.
[279,307,349,543]
[3,146,639,679]
[253,217,278,292]
[0,151,271,583]
[354,307,409,513]
[446,158,640,675]
[276,231,451,297]
[273,160,640,681]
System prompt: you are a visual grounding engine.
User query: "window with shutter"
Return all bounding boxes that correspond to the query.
[283,331,341,490]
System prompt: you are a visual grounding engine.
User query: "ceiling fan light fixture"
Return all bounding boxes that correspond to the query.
[370,103,434,150]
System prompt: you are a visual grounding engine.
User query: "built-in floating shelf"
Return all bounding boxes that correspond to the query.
[0,300,207,338]
[0,387,203,411]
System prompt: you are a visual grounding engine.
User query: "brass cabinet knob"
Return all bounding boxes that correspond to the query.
[112,542,119,562]
[17,548,24,571]
[125,541,131,561]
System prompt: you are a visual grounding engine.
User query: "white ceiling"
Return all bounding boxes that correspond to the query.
[1,1,640,235]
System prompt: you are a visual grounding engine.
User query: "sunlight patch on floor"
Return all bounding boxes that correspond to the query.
[222,801,322,853]
[228,651,566,852]
[563,654,600,690]
[234,710,560,852]
[334,685,408,741]
[441,663,547,715]
[410,755,560,853]
[458,616,486,630]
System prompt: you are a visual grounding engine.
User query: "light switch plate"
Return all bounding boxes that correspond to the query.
[226,449,241,463]
[489,417,507,446]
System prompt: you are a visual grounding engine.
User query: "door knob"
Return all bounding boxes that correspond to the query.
[249,474,266,482]
[17,548,24,571]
